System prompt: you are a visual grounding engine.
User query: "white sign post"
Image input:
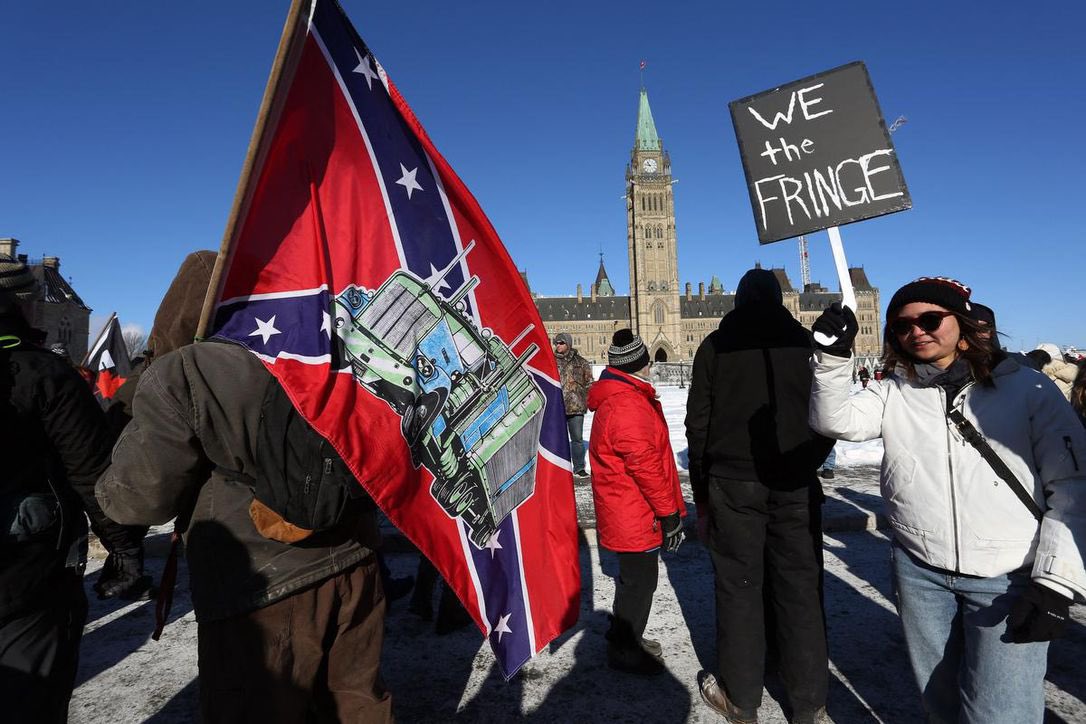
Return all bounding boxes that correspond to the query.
[826,226,856,311]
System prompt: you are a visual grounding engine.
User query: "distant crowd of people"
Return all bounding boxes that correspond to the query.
[4,244,1085,723]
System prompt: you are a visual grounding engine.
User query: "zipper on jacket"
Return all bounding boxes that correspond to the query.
[304,473,312,496]
[1066,437,1080,471]
[944,387,963,572]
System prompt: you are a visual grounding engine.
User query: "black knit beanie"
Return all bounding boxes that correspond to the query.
[886,276,972,320]
[969,302,995,327]
[608,328,649,374]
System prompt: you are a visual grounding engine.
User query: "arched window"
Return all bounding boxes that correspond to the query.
[641,197,646,211]
[654,301,665,324]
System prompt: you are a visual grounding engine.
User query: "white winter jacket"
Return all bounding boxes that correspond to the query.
[810,352,1086,601]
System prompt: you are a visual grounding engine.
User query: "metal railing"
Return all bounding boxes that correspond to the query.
[650,354,886,389]
[651,361,692,387]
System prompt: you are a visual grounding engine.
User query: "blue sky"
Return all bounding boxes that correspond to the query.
[2,1,1083,352]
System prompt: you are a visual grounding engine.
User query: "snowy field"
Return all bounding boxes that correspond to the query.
[67,377,1086,722]
[71,532,1086,723]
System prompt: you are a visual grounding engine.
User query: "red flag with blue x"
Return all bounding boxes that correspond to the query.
[208,0,580,678]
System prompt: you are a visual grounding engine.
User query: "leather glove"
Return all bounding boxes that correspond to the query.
[812,303,858,359]
[659,512,684,553]
[1007,582,1071,643]
[94,551,155,601]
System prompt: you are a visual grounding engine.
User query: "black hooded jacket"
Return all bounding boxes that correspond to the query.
[684,269,833,505]
[1,294,117,618]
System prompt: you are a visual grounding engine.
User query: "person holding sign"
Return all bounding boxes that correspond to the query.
[809,277,1086,722]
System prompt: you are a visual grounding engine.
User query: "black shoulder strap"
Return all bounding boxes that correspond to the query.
[947,408,1044,522]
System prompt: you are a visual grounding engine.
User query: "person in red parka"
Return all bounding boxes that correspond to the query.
[588,328,686,676]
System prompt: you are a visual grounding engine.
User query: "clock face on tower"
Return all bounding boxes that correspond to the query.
[642,158,657,173]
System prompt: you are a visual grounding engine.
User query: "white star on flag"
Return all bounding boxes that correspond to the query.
[493,613,513,642]
[395,163,423,199]
[321,310,332,338]
[249,315,281,345]
[484,530,503,558]
[423,263,452,294]
[352,48,379,90]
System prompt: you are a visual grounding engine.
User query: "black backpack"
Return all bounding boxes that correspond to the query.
[215,344,372,543]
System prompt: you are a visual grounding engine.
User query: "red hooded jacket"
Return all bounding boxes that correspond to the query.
[587,368,686,552]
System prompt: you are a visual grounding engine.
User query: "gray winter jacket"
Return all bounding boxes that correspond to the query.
[96,342,380,622]
[810,351,1086,601]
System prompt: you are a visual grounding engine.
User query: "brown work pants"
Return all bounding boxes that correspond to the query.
[197,556,392,723]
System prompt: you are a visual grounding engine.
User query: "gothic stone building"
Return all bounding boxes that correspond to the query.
[0,237,91,362]
[531,89,881,364]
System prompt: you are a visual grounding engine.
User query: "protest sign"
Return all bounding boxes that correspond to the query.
[730,61,910,245]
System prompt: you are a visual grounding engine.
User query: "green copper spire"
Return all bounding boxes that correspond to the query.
[635,89,660,151]
[595,255,615,297]
[709,275,724,294]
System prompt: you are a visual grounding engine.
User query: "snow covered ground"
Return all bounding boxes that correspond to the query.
[71,531,1086,723]
[68,378,1086,722]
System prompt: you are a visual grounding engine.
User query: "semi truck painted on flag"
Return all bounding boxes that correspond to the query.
[332,264,544,548]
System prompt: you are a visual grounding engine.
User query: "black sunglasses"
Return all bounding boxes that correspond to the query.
[889,311,954,336]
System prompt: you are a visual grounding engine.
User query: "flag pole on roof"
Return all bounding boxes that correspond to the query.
[196,0,312,341]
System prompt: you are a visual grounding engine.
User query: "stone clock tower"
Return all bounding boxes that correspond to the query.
[626,88,682,361]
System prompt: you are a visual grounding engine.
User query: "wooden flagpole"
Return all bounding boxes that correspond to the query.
[195,0,313,340]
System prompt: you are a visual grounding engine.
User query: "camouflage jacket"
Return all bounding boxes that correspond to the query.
[556,349,593,415]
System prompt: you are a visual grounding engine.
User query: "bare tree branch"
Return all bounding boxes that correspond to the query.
[122,328,148,358]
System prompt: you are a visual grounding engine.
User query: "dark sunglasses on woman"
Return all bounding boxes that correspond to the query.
[889,311,955,336]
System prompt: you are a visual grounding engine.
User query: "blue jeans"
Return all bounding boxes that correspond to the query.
[566,414,586,472]
[891,541,1049,724]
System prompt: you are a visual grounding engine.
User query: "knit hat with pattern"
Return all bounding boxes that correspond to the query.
[608,328,649,374]
[886,276,973,320]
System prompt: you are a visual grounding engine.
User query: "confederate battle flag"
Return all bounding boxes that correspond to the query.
[204,0,580,678]
[84,314,131,406]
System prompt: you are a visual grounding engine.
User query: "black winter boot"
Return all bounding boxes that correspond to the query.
[94,551,155,601]
[605,615,664,676]
[640,637,663,658]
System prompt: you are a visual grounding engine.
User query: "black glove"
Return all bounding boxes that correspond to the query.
[94,551,155,601]
[812,303,858,359]
[659,512,684,553]
[1007,582,1071,643]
